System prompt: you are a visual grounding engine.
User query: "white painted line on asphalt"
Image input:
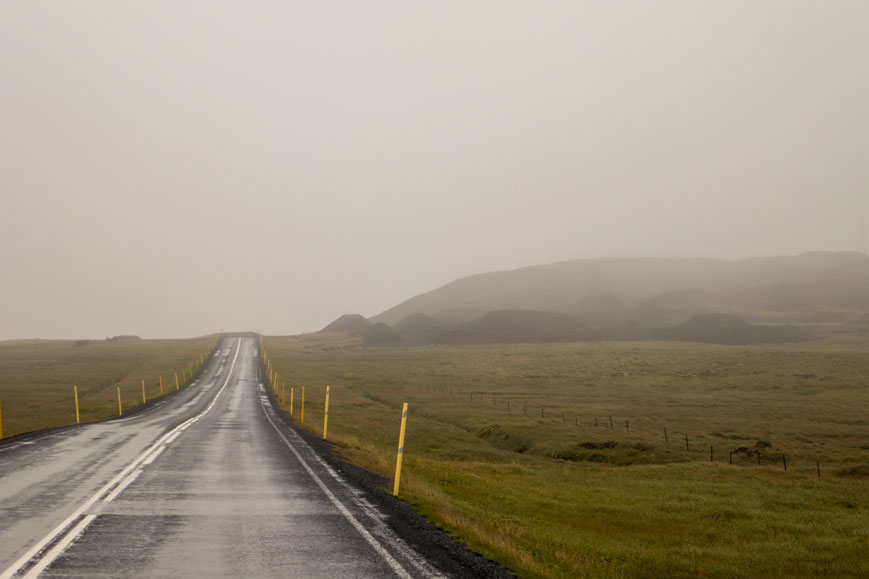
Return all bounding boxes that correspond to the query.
[258,391,442,579]
[0,339,242,579]
[142,446,165,465]
[21,515,97,579]
[104,470,143,503]
[0,429,177,579]
[0,433,63,453]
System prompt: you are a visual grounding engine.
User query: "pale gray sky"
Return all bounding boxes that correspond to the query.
[1,1,867,339]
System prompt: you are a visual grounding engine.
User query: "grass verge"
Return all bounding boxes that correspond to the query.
[262,333,868,578]
[0,335,219,438]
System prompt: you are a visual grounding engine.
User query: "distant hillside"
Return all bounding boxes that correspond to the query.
[371,252,869,327]
[455,310,591,344]
[660,313,812,345]
[359,310,812,347]
[320,314,372,334]
[392,313,454,346]
[361,322,403,345]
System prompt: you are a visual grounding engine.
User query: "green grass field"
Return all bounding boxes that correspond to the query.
[0,336,218,438]
[262,333,868,578]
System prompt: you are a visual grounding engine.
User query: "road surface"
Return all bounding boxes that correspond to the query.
[0,336,445,578]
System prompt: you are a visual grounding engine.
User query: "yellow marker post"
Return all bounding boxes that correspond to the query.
[323,385,330,440]
[0,399,4,440]
[142,380,147,403]
[290,387,294,416]
[301,386,305,424]
[200,353,204,365]
[74,385,80,425]
[393,402,409,496]
[159,376,163,396]
[117,387,122,416]
[281,383,285,406]
[175,372,179,391]
[188,363,192,378]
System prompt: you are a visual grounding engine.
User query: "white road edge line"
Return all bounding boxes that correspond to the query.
[258,378,443,579]
[0,339,241,579]
[0,433,64,454]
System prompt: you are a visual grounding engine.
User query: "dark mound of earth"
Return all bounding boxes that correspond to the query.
[357,311,814,346]
[675,313,752,329]
[392,313,454,346]
[362,322,403,346]
[662,313,812,345]
[454,310,592,344]
[321,314,372,334]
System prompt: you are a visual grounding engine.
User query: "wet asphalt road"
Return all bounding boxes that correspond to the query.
[0,337,443,578]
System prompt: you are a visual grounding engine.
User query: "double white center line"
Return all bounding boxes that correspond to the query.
[0,340,241,579]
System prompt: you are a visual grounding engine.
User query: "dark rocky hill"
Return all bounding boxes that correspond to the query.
[361,322,403,346]
[321,314,373,334]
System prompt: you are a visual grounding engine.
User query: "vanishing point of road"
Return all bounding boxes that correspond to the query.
[0,336,447,578]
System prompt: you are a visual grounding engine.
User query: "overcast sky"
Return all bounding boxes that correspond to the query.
[1,1,867,339]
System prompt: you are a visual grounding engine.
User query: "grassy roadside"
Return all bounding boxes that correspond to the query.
[262,333,868,578]
[0,336,219,438]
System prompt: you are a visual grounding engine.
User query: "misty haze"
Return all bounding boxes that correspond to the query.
[1,2,867,578]
[2,1,868,339]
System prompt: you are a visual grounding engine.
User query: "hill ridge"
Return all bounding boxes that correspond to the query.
[370,252,869,327]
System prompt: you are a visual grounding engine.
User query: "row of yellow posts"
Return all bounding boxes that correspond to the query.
[258,338,409,496]
[0,339,221,440]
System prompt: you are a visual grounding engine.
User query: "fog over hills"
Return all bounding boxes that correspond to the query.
[370,252,869,328]
[320,252,868,346]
